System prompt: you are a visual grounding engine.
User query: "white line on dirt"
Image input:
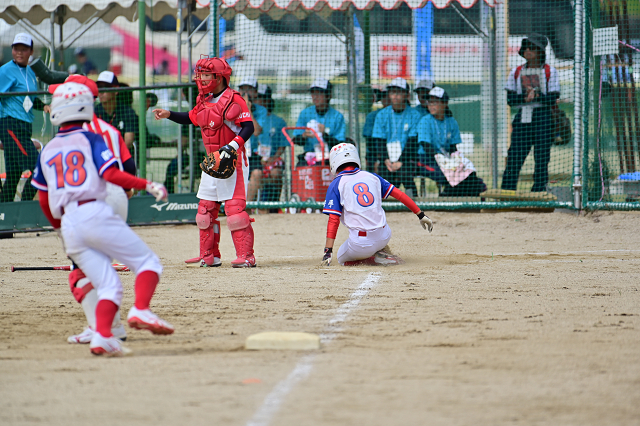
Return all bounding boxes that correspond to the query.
[495,249,640,256]
[245,272,382,426]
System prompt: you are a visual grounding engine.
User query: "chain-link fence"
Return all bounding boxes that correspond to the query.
[0,0,638,216]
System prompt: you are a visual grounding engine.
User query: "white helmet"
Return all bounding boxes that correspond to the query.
[329,143,361,175]
[50,82,94,126]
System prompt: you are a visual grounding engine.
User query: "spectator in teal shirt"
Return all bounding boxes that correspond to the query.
[238,77,268,135]
[292,78,345,165]
[363,87,389,174]
[412,79,435,117]
[0,33,45,203]
[417,87,486,196]
[247,85,288,204]
[371,78,422,197]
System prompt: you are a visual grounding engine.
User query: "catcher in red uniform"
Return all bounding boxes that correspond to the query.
[153,57,256,267]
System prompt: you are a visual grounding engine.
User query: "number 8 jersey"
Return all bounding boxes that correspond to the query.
[323,168,394,231]
[32,128,117,219]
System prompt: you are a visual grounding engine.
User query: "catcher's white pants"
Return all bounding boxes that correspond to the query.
[61,201,162,306]
[337,224,392,265]
[197,159,249,202]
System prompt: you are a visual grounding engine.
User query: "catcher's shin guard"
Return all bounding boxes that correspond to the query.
[225,199,256,268]
[195,200,222,266]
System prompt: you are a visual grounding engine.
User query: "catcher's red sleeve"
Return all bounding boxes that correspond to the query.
[390,187,421,214]
[231,94,253,125]
[326,214,340,239]
[102,166,148,190]
[38,190,61,229]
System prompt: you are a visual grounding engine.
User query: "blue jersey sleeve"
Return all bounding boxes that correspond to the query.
[293,108,309,137]
[331,110,346,142]
[86,132,117,176]
[323,177,343,216]
[372,173,395,199]
[31,153,48,191]
[408,109,421,138]
[371,109,389,140]
[417,115,432,145]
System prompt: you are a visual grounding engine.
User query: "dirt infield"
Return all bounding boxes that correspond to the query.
[1,210,639,426]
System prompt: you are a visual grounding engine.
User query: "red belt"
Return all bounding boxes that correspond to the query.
[61,199,96,215]
[358,231,367,237]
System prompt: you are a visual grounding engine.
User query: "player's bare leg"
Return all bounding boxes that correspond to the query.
[186,200,222,267]
[67,268,127,343]
[225,199,256,268]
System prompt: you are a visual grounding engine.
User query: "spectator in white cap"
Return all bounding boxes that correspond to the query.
[292,77,346,165]
[370,77,422,197]
[74,47,97,75]
[363,87,389,173]
[0,32,46,202]
[412,79,435,117]
[94,71,137,149]
[417,87,486,197]
[238,77,265,139]
[246,84,288,207]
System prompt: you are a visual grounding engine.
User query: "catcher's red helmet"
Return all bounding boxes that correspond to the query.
[194,56,232,96]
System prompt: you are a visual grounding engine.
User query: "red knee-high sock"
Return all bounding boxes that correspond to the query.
[134,271,159,310]
[95,300,118,338]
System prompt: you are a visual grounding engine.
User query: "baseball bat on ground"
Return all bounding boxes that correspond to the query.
[11,263,130,272]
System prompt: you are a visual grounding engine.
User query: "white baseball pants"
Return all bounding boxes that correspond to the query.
[337,225,392,265]
[61,201,162,306]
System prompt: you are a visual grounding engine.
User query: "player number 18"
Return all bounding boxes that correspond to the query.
[353,182,374,207]
[46,151,88,188]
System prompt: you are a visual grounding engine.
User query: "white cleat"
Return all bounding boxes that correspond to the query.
[127,307,174,335]
[374,251,403,265]
[90,333,132,357]
[68,325,128,344]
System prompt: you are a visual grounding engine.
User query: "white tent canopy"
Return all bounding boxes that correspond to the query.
[0,1,209,26]
[216,0,496,20]
[0,19,123,48]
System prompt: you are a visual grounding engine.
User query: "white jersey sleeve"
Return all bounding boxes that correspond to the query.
[32,128,117,219]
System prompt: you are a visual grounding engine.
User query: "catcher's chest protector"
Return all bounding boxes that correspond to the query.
[195,89,241,154]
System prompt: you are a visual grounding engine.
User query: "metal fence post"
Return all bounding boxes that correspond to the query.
[573,0,584,209]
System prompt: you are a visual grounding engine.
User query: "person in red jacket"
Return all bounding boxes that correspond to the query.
[153,57,256,268]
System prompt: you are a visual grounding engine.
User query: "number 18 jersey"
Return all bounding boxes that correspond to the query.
[323,168,394,231]
[32,127,117,219]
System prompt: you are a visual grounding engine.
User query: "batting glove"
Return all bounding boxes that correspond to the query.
[219,144,237,160]
[321,247,333,266]
[417,212,433,232]
[146,181,168,202]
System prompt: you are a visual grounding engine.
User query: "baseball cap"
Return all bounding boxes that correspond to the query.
[12,33,33,48]
[74,47,86,56]
[310,78,332,92]
[238,77,258,89]
[429,86,450,102]
[414,79,435,92]
[48,75,99,97]
[96,71,119,87]
[257,83,272,98]
[519,33,548,57]
[387,77,409,91]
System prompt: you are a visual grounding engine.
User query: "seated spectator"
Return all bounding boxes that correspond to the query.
[94,71,137,150]
[412,79,435,117]
[74,48,97,75]
[292,78,345,165]
[247,85,288,205]
[501,33,560,193]
[363,87,390,174]
[417,87,486,197]
[370,78,422,197]
[238,77,265,138]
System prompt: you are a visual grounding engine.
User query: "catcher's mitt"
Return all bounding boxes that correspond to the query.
[200,148,237,179]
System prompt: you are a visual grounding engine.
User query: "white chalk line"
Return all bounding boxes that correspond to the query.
[245,272,382,426]
[494,249,640,257]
